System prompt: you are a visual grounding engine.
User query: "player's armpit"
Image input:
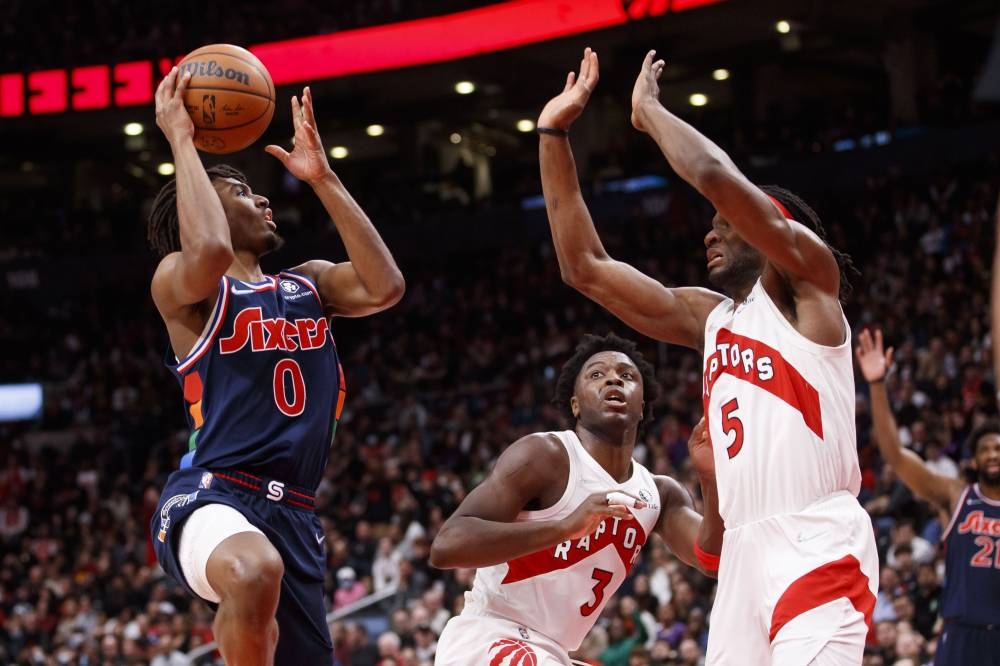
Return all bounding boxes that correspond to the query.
[151,251,228,315]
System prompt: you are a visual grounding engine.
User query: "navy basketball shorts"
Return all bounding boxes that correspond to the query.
[151,466,332,666]
[935,623,1000,666]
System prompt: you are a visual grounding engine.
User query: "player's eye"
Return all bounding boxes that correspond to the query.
[590,371,603,379]
[621,371,633,380]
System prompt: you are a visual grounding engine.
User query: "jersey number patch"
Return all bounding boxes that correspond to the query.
[580,568,613,617]
[273,359,306,416]
[970,536,1000,569]
[721,398,744,458]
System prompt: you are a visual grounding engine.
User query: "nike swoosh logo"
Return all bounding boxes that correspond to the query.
[967,499,983,506]
[230,286,258,295]
[316,533,326,545]
[796,532,824,543]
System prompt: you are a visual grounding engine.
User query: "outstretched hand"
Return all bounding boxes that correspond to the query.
[855,328,894,383]
[537,47,600,132]
[631,50,666,133]
[265,87,334,185]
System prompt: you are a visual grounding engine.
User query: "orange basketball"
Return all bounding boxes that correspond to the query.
[177,44,275,154]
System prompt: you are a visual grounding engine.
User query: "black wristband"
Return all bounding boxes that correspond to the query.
[536,126,569,137]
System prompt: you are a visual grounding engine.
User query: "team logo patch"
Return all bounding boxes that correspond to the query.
[279,279,300,293]
[157,491,200,543]
[199,472,213,489]
[638,487,659,509]
[488,639,537,666]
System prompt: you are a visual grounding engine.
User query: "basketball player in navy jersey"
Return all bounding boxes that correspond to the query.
[857,328,1000,665]
[146,67,403,665]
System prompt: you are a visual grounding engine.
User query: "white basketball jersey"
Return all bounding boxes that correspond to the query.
[702,278,861,528]
[463,430,661,652]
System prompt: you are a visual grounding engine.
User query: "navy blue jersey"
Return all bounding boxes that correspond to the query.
[940,484,1000,626]
[167,271,344,489]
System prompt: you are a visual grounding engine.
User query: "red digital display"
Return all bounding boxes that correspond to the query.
[0,0,723,117]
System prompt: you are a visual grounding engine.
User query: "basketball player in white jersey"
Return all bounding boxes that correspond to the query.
[430,333,723,665]
[535,49,878,665]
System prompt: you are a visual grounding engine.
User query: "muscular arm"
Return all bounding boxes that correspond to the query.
[631,53,839,299]
[292,172,404,318]
[430,434,632,569]
[652,474,723,578]
[539,135,722,351]
[151,69,234,316]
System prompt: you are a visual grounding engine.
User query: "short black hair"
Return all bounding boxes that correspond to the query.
[965,420,1000,459]
[553,333,660,425]
[147,164,247,258]
[760,185,858,302]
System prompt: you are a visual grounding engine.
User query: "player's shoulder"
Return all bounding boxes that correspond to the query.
[651,474,692,510]
[503,431,567,461]
[287,259,335,283]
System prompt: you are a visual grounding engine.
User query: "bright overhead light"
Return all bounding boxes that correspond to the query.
[515,119,535,133]
[776,20,791,34]
[454,81,476,95]
[365,124,385,137]
[449,133,462,144]
[124,122,144,136]
[688,93,709,107]
[329,146,349,159]
[712,69,730,81]
[157,162,175,176]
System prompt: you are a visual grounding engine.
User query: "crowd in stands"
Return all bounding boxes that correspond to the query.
[1,132,997,664]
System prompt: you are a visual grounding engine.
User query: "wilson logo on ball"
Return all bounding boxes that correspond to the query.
[487,639,537,666]
[179,60,251,86]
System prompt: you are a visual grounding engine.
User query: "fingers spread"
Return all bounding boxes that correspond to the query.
[264,145,290,163]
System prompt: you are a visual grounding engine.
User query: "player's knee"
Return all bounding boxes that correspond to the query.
[210,541,284,604]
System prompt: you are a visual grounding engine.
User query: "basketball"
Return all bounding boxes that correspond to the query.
[177,44,275,154]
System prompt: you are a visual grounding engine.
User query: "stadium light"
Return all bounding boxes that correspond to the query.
[449,133,462,144]
[516,119,535,132]
[365,124,385,137]
[124,122,144,136]
[330,146,349,159]
[776,20,791,34]
[157,162,175,176]
[689,93,709,107]
[712,69,730,81]
[455,81,476,95]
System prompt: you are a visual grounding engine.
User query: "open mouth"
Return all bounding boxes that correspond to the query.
[602,389,627,406]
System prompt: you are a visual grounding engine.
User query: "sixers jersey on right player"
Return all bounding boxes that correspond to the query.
[941,484,1000,627]
[463,430,661,652]
[170,270,344,488]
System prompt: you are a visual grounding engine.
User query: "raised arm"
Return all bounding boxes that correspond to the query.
[267,87,404,317]
[856,329,962,513]
[150,67,235,315]
[630,51,839,298]
[653,419,723,578]
[537,48,722,351]
[429,433,634,569]
[992,192,1000,400]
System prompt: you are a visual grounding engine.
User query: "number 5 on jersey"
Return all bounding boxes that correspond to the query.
[721,398,744,459]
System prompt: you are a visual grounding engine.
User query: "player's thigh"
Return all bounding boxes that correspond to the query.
[437,615,569,666]
[770,599,866,666]
[179,502,269,603]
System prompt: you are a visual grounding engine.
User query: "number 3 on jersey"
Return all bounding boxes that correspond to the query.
[721,398,744,458]
[580,568,613,616]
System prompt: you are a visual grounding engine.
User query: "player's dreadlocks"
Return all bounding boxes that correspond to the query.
[554,333,661,427]
[760,184,859,302]
[147,164,248,258]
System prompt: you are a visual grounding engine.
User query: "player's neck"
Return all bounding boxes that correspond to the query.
[226,251,266,283]
[978,479,1000,501]
[575,425,636,483]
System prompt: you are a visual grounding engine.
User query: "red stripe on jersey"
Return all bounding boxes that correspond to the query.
[769,554,875,643]
[705,328,823,439]
[502,517,647,584]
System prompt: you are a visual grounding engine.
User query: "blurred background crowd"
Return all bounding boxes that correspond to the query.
[2,1,1000,664]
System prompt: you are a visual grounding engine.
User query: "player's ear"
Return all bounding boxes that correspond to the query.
[571,396,580,419]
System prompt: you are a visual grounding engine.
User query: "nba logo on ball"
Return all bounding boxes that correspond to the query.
[202,95,216,126]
